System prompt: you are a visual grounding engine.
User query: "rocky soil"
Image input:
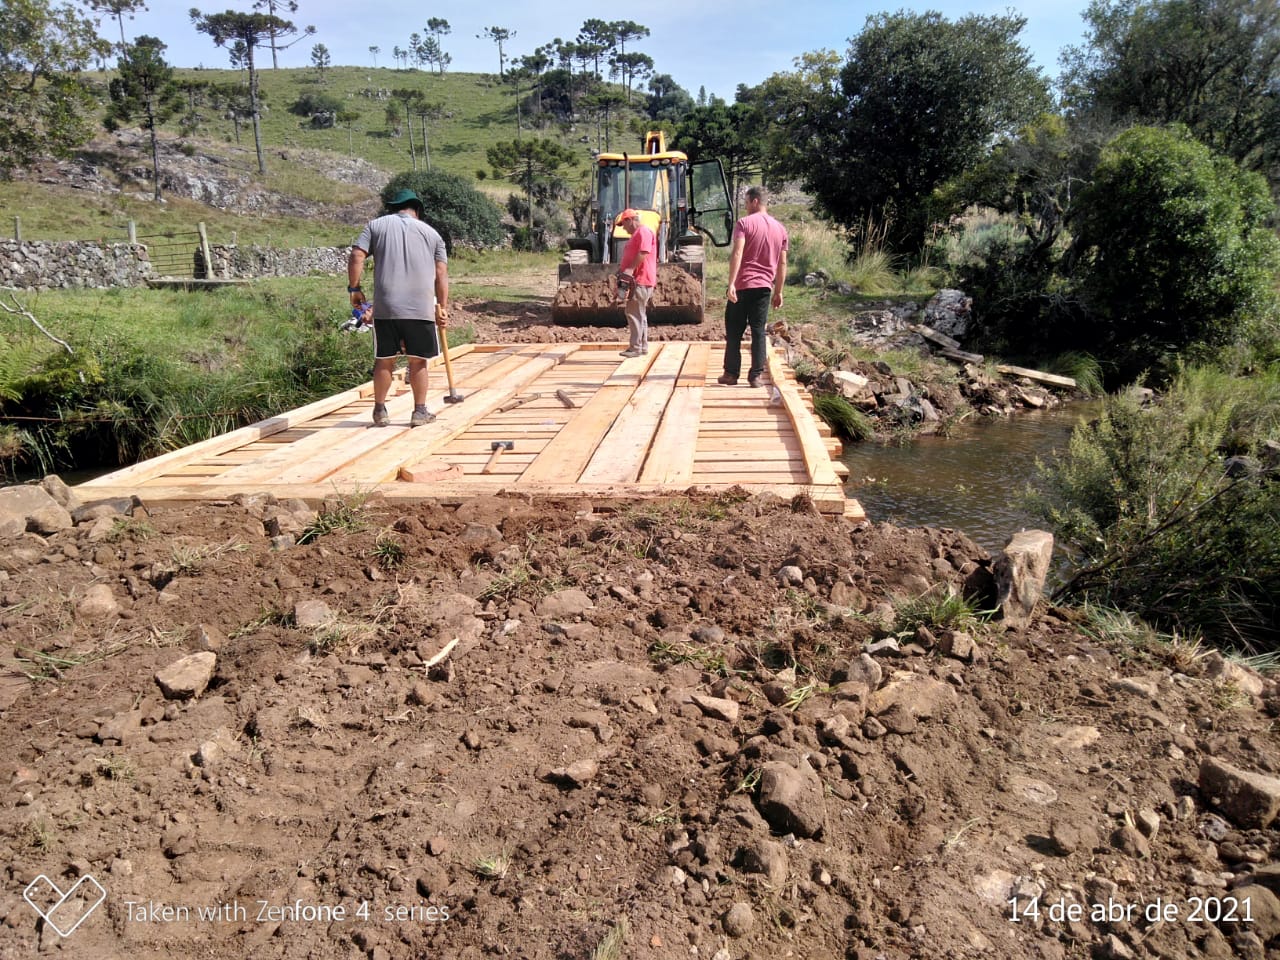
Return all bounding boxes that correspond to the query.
[18,131,383,224]
[0,479,1278,960]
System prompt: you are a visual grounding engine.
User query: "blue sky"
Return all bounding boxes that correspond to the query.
[92,1,1093,102]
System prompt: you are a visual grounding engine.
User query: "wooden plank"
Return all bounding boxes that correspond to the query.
[638,387,702,484]
[207,391,417,486]
[766,348,841,489]
[698,436,803,453]
[362,344,581,483]
[911,323,984,363]
[83,479,835,503]
[692,466,810,480]
[437,438,553,455]
[77,383,373,489]
[694,449,802,462]
[517,352,657,484]
[579,344,687,484]
[996,364,1077,389]
[80,340,852,517]
[677,342,712,387]
[240,346,562,486]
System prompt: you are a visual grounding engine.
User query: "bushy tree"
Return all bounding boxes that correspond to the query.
[738,50,841,185]
[1030,367,1280,651]
[646,73,693,123]
[935,115,1115,359]
[1067,125,1280,376]
[487,138,576,248]
[1061,0,1280,184]
[379,172,504,250]
[798,11,1050,251]
[105,35,182,201]
[289,90,340,127]
[0,0,110,177]
[675,103,763,205]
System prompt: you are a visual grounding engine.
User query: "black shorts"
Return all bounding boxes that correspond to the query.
[373,318,440,360]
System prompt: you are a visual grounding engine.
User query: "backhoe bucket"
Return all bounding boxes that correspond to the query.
[551,262,705,325]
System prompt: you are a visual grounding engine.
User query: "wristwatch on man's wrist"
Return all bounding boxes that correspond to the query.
[347,285,363,293]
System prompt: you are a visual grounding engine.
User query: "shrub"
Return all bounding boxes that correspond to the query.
[381,171,505,250]
[1029,366,1280,651]
[289,92,342,128]
[1068,126,1280,380]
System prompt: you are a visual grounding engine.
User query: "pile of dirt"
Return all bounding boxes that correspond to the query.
[551,267,706,324]
[1,489,1277,959]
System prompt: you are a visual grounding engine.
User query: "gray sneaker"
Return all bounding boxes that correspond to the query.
[410,406,436,427]
[372,403,390,427]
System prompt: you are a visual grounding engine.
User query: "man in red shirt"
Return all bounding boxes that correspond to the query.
[616,208,656,357]
[720,186,788,387]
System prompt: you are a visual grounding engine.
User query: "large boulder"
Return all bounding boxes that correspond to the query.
[921,289,973,340]
[1199,757,1280,829]
[0,484,72,538]
[994,530,1054,628]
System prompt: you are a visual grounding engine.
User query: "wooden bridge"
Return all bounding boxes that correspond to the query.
[77,341,862,518]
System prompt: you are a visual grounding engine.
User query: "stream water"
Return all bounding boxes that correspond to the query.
[841,401,1103,555]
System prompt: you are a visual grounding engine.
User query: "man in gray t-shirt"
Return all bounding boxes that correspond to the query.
[347,188,449,427]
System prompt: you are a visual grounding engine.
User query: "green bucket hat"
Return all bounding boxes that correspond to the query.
[385,188,424,214]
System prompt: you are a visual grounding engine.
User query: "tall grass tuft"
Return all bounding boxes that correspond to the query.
[787,220,852,283]
[813,393,873,441]
[1047,351,1105,397]
[846,249,898,295]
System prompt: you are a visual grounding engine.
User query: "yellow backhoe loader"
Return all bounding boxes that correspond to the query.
[551,131,734,324]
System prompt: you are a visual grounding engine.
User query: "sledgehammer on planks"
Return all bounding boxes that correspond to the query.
[483,440,514,474]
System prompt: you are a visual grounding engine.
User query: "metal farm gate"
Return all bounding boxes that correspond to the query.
[136,224,214,279]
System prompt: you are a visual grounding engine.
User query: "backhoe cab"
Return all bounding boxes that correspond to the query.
[552,131,734,324]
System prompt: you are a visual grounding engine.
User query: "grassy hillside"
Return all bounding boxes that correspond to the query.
[169,65,587,182]
[1,66,649,245]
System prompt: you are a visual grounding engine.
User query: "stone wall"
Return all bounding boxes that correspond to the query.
[208,245,349,280]
[0,240,348,289]
[0,240,152,290]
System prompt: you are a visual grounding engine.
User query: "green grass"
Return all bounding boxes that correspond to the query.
[298,490,373,544]
[893,585,985,634]
[1,278,376,476]
[0,178,357,249]
[812,393,873,441]
[4,66,644,246]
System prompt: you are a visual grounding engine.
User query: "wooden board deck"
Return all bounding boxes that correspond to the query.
[77,341,863,518]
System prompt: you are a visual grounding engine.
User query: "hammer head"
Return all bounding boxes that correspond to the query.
[490,440,514,451]
[443,391,465,403]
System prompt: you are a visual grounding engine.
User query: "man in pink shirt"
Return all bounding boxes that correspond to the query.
[720,185,788,387]
[616,208,656,357]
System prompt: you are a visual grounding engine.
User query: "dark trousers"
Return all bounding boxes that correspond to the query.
[723,287,771,379]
